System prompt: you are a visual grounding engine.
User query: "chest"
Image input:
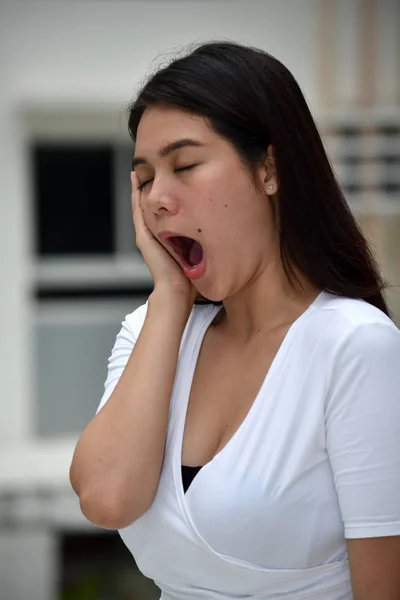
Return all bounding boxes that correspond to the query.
[122,309,346,576]
[133,323,342,573]
[181,324,289,467]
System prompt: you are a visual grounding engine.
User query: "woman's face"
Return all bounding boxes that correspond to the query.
[134,104,278,302]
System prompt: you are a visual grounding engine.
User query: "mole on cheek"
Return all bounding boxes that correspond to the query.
[197,228,202,233]
[225,204,228,208]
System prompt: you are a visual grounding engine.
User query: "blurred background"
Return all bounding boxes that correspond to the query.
[0,0,399,599]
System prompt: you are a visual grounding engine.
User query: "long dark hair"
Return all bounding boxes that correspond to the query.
[128,41,390,316]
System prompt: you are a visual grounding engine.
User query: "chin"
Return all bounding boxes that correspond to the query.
[194,288,225,305]
[193,272,229,304]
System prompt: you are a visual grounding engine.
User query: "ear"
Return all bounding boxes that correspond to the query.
[261,145,278,196]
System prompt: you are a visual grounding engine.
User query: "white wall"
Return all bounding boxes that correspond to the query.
[0,530,58,600]
[0,0,318,105]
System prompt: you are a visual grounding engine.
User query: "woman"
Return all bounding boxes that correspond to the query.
[70,42,400,599]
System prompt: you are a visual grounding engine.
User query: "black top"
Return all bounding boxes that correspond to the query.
[181,465,203,493]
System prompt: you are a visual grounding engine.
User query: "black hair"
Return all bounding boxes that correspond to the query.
[128,41,390,316]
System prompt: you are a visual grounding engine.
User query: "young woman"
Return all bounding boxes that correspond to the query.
[70,42,400,600]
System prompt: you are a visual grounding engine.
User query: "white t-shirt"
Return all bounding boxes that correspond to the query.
[97,291,400,600]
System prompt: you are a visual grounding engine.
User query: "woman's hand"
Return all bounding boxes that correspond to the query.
[131,172,197,307]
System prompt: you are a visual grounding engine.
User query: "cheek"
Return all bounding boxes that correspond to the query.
[141,203,158,234]
[141,196,153,220]
[219,191,274,255]
[213,175,262,223]
[195,168,269,240]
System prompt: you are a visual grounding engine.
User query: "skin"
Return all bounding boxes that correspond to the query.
[133,104,400,598]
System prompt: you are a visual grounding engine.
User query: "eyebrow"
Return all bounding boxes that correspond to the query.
[132,138,205,169]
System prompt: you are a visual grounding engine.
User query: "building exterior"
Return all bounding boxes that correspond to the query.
[0,1,399,598]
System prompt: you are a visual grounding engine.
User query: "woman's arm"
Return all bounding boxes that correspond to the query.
[70,290,190,529]
[347,537,400,600]
[325,320,400,598]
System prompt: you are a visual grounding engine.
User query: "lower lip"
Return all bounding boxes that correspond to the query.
[182,256,206,280]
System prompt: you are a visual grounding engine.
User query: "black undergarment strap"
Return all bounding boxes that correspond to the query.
[181,465,203,493]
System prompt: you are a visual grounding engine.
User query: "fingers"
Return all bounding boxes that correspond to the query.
[131,171,145,236]
[131,171,141,217]
[131,171,144,247]
[131,171,154,254]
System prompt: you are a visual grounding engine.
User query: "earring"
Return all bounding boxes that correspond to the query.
[267,184,274,190]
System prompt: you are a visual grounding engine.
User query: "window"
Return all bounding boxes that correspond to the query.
[33,144,115,256]
[323,113,400,323]
[324,120,400,203]
[29,123,152,437]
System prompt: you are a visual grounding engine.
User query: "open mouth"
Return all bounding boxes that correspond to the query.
[167,236,204,268]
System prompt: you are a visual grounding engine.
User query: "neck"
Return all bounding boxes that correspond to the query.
[216,263,321,344]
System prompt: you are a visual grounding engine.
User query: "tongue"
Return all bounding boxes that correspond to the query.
[189,241,203,266]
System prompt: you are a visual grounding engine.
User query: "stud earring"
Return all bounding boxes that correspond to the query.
[267,184,274,190]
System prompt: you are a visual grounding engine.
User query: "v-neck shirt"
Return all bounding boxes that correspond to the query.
[96,291,400,599]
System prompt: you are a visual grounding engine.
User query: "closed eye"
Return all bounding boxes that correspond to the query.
[137,178,153,191]
[175,164,197,173]
[137,165,197,191]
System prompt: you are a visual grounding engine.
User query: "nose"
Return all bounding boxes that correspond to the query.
[146,177,179,218]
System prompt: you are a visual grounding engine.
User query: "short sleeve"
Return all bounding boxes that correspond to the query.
[325,321,400,539]
[96,303,148,414]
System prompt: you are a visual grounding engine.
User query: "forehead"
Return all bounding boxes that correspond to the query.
[135,105,214,153]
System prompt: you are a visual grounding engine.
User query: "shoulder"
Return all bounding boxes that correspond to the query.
[124,301,149,337]
[311,291,400,360]
[311,294,400,417]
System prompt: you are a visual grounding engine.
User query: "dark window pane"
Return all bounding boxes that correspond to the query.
[33,144,114,255]
[341,155,363,165]
[61,531,160,599]
[336,126,358,138]
[382,183,400,193]
[344,183,362,193]
[380,126,400,137]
